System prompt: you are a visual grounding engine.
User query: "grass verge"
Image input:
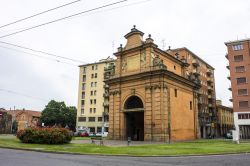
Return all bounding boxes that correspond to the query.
[0,136,250,156]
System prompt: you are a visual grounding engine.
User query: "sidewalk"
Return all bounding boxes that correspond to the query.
[71,139,165,146]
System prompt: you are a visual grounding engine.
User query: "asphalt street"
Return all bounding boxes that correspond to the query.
[0,148,250,166]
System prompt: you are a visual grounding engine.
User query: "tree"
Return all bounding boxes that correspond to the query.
[41,100,77,131]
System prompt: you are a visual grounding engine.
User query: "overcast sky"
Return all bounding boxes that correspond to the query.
[0,0,250,111]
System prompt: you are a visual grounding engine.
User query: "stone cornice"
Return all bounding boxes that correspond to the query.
[105,68,201,90]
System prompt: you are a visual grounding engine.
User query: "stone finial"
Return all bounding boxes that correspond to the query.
[146,34,154,43]
[117,44,123,52]
[168,46,171,50]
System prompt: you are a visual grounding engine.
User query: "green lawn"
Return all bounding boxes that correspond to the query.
[0,136,250,156]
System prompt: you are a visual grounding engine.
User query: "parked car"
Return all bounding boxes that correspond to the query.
[226,130,233,139]
[74,129,89,137]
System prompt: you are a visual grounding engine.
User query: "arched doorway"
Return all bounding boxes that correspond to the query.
[124,96,144,141]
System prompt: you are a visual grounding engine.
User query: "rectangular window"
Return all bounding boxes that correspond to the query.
[92,66,94,70]
[90,99,93,104]
[81,100,85,106]
[190,101,193,110]
[90,108,92,113]
[90,91,93,96]
[98,117,102,122]
[94,99,96,104]
[95,65,98,70]
[97,127,102,132]
[235,66,245,73]
[91,74,94,78]
[232,44,243,51]
[238,113,250,119]
[238,89,248,96]
[83,67,86,74]
[91,82,93,87]
[94,90,97,96]
[237,77,247,84]
[94,82,97,87]
[93,108,96,113]
[82,75,86,82]
[89,127,95,132]
[239,101,249,108]
[78,117,86,122]
[174,89,177,97]
[81,108,84,114]
[95,73,97,78]
[234,55,243,62]
[82,92,85,99]
[82,83,85,90]
[88,117,95,122]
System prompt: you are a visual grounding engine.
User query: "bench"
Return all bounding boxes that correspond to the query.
[91,137,104,145]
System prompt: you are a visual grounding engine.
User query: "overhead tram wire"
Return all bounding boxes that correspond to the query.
[0,0,82,29]
[0,88,49,102]
[0,41,87,64]
[0,0,128,38]
[0,45,78,67]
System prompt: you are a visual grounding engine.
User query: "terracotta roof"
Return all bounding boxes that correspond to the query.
[7,110,41,117]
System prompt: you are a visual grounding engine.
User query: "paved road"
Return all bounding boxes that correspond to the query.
[0,148,250,166]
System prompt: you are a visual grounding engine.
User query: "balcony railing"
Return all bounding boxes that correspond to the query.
[207,78,214,83]
[225,54,228,59]
[192,69,200,76]
[103,102,109,107]
[228,87,232,91]
[207,69,213,75]
[103,84,109,89]
[192,59,200,67]
[227,75,231,80]
[226,65,230,70]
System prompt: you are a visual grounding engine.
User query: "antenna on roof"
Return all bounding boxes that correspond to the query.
[112,40,115,54]
[161,39,166,50]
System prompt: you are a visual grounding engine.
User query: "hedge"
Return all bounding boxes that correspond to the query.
[17,127,72,144]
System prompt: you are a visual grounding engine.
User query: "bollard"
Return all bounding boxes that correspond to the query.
[127,137,131,146]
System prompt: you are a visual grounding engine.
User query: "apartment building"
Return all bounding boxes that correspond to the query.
[76,57,115,133]
[225,39,250,139]
[216,100,234,137]
[167,48,217,138]
[105,26,201,141]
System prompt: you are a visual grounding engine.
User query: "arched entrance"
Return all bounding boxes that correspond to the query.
[124,96,144,141]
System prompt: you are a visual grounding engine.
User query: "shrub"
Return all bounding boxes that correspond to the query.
[16,127,72,144]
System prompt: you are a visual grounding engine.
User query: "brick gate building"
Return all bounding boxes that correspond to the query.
[106,26,201,142]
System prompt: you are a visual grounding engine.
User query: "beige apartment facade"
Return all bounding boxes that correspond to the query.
[225,39,250,139]
[216,100,234,137]
[76,58,115,133]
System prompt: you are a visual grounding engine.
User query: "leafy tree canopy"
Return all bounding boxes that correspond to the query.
[41,100,77,131]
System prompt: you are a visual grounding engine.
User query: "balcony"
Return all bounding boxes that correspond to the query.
[104,64,115,71]
[229,98,233,102]
[207,69,213,75]
[208,86,213,91]
[208,95,212,99]
[103,84,109,89]
[208,104,213,107]
[228,86,232,91]
[225,54,228,59]
[227,75,231,80]
[103,93,109,98]
[226,65,230,70]
[192,69,200,76]
[103,102,109,107]
[192,59,200,67]
[207,78,214,83]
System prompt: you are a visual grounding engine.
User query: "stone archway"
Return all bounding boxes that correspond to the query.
[124,95,144,141]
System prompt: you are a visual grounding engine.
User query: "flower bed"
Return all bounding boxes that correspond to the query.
[17,127,72,144]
